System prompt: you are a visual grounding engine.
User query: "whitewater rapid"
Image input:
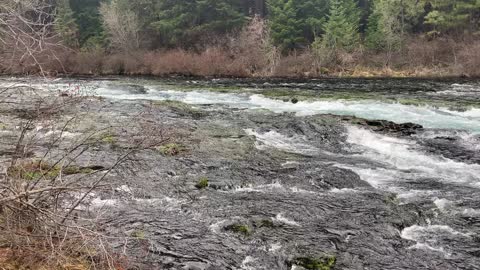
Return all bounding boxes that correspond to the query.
[95,84,480,133]
[3,79,479,133]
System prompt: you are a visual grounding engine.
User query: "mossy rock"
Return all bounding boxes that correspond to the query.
[7,161,60,181]
[7,161,96,181]
[224,224,252,236]
[384,193,399,205]
[195,177,209,189]
[157,143,186,156]
[290,256,336,270]
[153,100,205,118]
[62,166,95,175]
[130,230,146,240]
[101,134,117,144]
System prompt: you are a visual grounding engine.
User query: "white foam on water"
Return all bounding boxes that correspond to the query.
[330,188,358,193]
[209,219,228,233]
[401,224,470,256]
[462,208,480,216]
[433,198,454,212]
[116,184,133,194]
[345,126,480,188]
[248,95,480,133]
[245,129,319,155]
[10,79,480,133]
[282,161,300,167]
[337,166,399,189]
[290,187,317,194]
[90,197,119,208]
[240,256,257,270]
[232,182,285,193]
[269,243,282,253]
[451,83,480,92]
[402,225,471,242]
[54,79,480,133]
[274,213,300,226]
[434,83,480,97]
[407,243,447,254]
[44,130,81,138]
[397,190,437,201]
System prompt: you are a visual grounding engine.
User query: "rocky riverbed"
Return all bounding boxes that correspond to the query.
[1,77,479,270]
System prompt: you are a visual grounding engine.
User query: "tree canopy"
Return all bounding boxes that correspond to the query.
[53,0,480,53]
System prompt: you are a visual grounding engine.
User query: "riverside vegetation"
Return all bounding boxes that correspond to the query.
[1,0,480,78]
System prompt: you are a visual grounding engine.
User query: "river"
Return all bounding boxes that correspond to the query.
[1,77,479,269]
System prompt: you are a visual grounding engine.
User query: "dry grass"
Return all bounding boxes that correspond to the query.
[1,35,479,78]
[457,40,480,77]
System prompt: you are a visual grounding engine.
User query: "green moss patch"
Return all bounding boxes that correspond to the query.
[101,134,117,144]
[130,230,146,240]
[156,143,186,156]
[290,256,336,270]
[225,224,252,236]
[7,161,96,181]
[195,177,209,189]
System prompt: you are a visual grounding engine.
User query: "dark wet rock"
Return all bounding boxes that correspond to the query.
[317,166,371,189]
[340,116,423,136]
[417,132,480,164]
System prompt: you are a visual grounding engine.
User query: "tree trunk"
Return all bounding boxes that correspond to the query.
[254,0,266,17]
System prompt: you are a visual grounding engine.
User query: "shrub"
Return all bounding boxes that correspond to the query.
[290,256,336,270]
[224,224,251,236]
[195,177,209,189]
[156,143,186,156]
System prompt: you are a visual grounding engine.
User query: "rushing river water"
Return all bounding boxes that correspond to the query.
[1,77,480,269]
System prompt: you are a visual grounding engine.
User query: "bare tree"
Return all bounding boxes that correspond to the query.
[0,1,166,268]
[0,0,64,75]
[100,0,140,52]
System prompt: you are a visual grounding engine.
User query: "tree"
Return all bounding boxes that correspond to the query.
[55,0,79,48]
[100,0,140,51]
[150,0,247,48]
[70,0,106,49]
[365,0,424,55]
[268,0,329,51]
[322,0,361,51]
[425,0,480,35]
[0,0,63,74]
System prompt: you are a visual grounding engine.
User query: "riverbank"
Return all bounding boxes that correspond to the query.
[2,37,479,79]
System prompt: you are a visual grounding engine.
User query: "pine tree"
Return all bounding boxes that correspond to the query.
[55,0,79,48]
[365,10,384,50]
[365,0,424,51]
[268,0,329,52]
[425,0,480,35]
[150,0,246,47]
[70,0,106,49]
[322,0,361,51]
